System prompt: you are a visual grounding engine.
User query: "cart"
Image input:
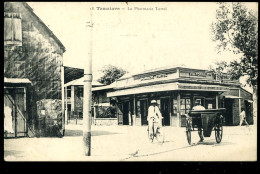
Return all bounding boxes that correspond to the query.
[185,108,225,145]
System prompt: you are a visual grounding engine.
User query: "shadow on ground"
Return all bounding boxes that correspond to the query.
[65,130,119,137]
[4,150,24,159]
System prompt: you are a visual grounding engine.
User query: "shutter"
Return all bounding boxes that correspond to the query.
[4,12,22,46]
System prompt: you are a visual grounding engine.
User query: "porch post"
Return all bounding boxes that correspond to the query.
[133,95,136,126]
[216,93,219,109]
[177,92,181,127]
[61,66,65,130]
[71,86,75,112]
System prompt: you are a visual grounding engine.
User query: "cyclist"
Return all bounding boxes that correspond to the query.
[147,100,163,138]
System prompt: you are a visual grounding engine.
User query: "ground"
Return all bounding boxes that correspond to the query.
[4,124,257,161]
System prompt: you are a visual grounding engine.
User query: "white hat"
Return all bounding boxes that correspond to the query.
[151,100,157,104]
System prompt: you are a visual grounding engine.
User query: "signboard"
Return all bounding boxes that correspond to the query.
[140,74,167,81]
[180,71,212,78]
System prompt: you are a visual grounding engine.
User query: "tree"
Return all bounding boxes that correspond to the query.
[211,2,258,124]
[97,65,128,85]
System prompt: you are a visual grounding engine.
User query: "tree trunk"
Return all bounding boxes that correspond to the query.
[253,85,257,126]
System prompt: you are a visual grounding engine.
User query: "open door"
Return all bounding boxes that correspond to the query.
[224,98,233,125]
[160,97,170,126]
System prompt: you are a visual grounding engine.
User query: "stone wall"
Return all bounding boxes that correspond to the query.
[94,118,118,126]
[4,2,65,133]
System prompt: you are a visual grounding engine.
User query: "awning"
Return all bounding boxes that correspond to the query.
[224,95,242,99]
[107,82,229,97]
[4,78,31,84]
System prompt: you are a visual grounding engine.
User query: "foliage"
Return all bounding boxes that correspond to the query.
[208,61,228,82]
[97,65,127,85]
[96,106,117,118]
[211,2,258,87]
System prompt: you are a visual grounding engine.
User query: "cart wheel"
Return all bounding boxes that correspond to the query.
[198,128,204,142]
[215,124,223,143]
[186,120,192,145]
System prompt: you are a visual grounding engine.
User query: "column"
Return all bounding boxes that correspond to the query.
[133,95,136,126]
[71,86,75,112]
[177,92,181,127]
[61,66,65,133]
[216,93,219,109]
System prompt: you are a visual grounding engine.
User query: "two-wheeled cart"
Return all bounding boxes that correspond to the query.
[185,108,225,145]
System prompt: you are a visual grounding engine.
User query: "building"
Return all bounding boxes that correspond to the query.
[98,65,253,127]
[4,2,66,137]
[64,76,104,124]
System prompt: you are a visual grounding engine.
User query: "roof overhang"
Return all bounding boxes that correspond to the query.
[224,95,242,99]
[4,78,32,84]
[107,82,229,97]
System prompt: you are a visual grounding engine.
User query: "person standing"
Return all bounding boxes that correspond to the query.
[239,108,249,126]
[147,100,162,137]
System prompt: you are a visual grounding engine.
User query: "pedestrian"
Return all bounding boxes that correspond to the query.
[239,108,249,126]
[147,100,163,138]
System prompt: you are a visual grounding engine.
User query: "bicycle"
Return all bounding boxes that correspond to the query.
[147,117,164,143]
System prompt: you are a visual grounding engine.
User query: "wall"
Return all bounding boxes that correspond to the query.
[94,118,118,126]
[232,99,240,125]
[4,2,64,130]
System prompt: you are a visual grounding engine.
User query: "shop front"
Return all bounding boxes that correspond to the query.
[107,66,233,127]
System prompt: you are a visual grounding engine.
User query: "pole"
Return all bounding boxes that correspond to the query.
[83,10,93,156]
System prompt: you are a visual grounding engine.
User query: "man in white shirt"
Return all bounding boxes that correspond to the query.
[239,108,249,126]
[192,100,205,110]
[147,100,163,137]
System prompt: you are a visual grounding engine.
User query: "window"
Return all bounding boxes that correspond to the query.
[180,98,191,115]
[67,86,71,98]
[78,87,83,97]
[172,98,178,116]
[136,100,141,118]
[4,12,22,46]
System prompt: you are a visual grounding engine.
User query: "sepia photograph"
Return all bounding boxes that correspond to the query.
[3,2,258,162]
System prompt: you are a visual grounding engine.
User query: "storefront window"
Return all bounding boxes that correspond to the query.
[172,98,177,116]
[180,98,191,115]
[136,100,141,118]
[205,97,216,109]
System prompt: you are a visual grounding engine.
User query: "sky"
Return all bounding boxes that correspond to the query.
[27,2,257,92]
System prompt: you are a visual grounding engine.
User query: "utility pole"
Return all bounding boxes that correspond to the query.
[83,9,93,156]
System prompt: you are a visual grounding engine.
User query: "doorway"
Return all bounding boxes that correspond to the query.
[160,97,170,126]
[140,99,148,125]
[4,87,27,138]
[225,99,233,125]
[122,101,129,125]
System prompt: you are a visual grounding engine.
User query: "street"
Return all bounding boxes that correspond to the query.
[4,124,257,161]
